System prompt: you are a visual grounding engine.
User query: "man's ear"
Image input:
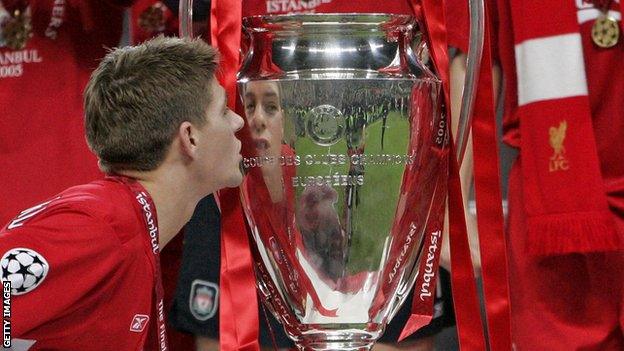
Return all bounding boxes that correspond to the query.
[178,121,198,159]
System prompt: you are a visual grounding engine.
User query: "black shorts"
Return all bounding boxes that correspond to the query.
[168,195,455,347]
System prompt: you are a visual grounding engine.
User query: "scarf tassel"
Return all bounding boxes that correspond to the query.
[526,212,621,256]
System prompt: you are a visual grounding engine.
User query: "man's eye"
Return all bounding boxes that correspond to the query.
[265,104,278,114]
[245,104,255,113]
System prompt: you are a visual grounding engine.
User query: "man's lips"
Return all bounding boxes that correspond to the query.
[239,159,248,175]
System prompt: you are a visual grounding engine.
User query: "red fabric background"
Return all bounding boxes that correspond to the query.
[0,1,125,225]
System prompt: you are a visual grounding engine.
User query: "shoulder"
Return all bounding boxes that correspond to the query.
[1,179,143,244]
[0,180,147,296]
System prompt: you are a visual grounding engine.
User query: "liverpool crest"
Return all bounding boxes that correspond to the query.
[189,280,218,321]
[549,120,570,172]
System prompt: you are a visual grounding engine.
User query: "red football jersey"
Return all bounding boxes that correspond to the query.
[0,178,158,350]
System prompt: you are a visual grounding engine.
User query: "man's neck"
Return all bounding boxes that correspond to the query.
[120,168,205,249]
[140,179,198,249]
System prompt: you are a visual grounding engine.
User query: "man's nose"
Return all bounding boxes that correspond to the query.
[250,110,267,132]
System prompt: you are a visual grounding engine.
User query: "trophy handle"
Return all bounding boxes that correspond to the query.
[179,0,193,38]
[455,0,485,164]
[388,1,484,320]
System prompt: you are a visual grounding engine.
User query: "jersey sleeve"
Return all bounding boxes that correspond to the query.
[445,0,470,53]
[167,195,220,338]
[0,206,124,338]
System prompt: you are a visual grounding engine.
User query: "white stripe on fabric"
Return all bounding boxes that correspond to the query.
[515,33,588,106]
[577,9,622,24]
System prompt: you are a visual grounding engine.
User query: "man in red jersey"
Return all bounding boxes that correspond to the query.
[496,1,624,349]
[449,0,624,349]
[0,36,244,351]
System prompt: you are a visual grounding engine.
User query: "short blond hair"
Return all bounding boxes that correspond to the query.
[84,36,219,173]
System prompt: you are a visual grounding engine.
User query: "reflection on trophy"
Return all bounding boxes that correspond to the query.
[236,14,450,350]
[297,184,347,282]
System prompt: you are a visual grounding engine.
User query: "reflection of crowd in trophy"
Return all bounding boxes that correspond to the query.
[296,184,348,282]
[242,78,424,293]
[282,80,411,142]
[274,80,417,286]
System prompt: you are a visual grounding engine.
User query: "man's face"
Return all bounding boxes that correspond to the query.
[197,80,244,190]
[243,81,284,158]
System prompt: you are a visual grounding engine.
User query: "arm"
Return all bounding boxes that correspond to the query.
[439,51,502,275]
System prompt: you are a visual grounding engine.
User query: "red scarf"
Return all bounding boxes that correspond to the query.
[501,0,620,256]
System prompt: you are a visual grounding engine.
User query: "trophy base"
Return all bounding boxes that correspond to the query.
[298,343,372,351]
[295,331,376,351]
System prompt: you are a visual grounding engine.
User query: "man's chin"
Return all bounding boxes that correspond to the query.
[226,171,244,188]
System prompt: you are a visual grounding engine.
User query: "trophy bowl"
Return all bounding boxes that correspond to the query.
[237,14,448,351]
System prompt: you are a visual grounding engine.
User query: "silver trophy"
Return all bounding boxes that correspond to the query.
[236,15,447,350]
[180,5,484,350]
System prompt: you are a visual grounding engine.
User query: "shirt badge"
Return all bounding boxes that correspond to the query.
[189,279,218,321]
[549,120,570,172]
[1,248,49,295]
[130,314,150,332]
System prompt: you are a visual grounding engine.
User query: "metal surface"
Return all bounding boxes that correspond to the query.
[238,14,447,351]
[456,0,484,163]
[178,0,193,38]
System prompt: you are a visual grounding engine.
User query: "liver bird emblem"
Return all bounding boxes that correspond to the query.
[549,120,567,158]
